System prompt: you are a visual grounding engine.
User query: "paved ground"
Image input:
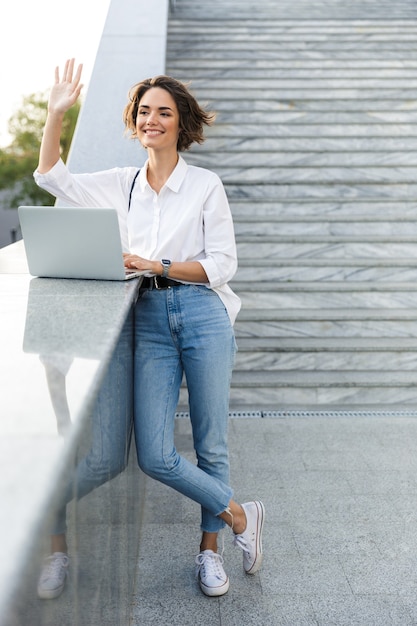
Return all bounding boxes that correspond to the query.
[131,415,417,625]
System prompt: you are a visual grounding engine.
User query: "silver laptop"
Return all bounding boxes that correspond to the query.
[18,205,145,281]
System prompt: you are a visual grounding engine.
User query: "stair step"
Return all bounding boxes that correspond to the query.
[237,308,417,321]
[169,34,417,44]
[226,373,417,408]
[226,183,417,200]
[236,242,417,261]
[180,375,417,408]
[169,18,417,28]
[237,290,417,310]
[234,348,417,373]
[194,84,417,97]
[236,337,417,349]
[235,222,417,236]
[212,112,417,125]
[167,43,417,54]
[180,373,417,408]
[169,20,417,31]
[193,137,417,151]
[237,258,417,267]
[182,77,417,91]
[233,280,417,291]
[230,369,417,386]
[228,201,417,220]
[235,318,417,337]
[230,370,417,405]
[206,124,417,139]
[235,266,417,283]
[168,21,417,30]
[170,49,417,61]
[168,64,417,79]
[170,67,417,80]
[188,151,417,168]
[236,332,417,352]
[236,311,417,337]
[212,167,417,185]
[237,234,417,243]
[197,99,417,113]
[236,321,417,338]
[171,5,417,17]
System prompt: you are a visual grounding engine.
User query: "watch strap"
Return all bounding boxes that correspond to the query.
[161,259,171,278]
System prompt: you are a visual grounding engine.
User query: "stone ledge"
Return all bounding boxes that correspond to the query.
[0,241,141,619]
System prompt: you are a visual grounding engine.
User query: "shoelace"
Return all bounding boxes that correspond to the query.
[195,551,225,580]
[233,533,250,554]
[40,554,69,582]
[225,505,251,555]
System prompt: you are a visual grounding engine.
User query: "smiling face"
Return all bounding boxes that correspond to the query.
[136,87,180,154]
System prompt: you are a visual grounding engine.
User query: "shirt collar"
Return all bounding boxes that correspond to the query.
[139,155,188,193]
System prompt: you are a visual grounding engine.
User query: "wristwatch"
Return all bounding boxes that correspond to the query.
[161,259,172,278]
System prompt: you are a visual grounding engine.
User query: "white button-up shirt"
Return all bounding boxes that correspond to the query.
[34,156,241,323]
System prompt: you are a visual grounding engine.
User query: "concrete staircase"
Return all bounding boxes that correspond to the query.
[166,0,417,414]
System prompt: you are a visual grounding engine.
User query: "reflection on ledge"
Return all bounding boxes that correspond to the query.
[2,276,142,626]
[23,277,140,435]
[22,278,135,439]
[39,354,73,437]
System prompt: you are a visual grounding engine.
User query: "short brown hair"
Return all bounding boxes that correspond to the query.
[122,75,215,152]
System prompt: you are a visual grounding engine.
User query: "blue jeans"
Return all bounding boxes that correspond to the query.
[52,310,134,535]
[133,284,236,533]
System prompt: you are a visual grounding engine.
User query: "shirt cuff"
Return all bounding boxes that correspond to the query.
[33,158,66,184]
[198,257,224,288]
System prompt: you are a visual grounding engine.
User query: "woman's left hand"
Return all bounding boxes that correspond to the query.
[123,253,159,274]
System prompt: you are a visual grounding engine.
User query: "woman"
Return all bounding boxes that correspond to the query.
[35,58,265,597]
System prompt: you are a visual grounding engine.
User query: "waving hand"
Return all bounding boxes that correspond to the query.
[37,59,83,174]
[48,59,83,115]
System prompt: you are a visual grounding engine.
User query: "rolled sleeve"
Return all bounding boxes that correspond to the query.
[33,159,73,201]
[199,174,238,288]
[199,254,237,288]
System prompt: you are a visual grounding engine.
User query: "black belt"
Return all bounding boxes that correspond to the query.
[140,276,183,290]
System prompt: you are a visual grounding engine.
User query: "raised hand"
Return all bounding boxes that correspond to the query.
[37,59,84,173]
[48,58,83,115]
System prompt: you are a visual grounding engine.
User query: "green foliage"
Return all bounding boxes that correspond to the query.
[0,92,80,207]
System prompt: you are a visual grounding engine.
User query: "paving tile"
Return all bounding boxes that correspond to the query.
[291,520,382,556]
[220,595,318,626]
[259,554,352,596]
[340,554,417,595]
[312,595,414,626]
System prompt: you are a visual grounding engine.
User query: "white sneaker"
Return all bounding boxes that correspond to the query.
[37,552,69,599]
[233,501,265,574]
[195,550,230,596]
